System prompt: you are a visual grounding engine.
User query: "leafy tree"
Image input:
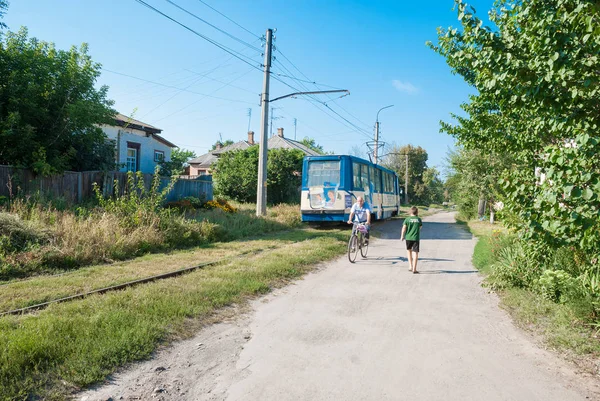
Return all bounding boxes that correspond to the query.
[267,148,304,204]
[159,148,196,176]
[0,1,7,30]
[421,167,445,205]
[430,0,600,260]
[445,147,512,219]
[300,137,325,155]
[211,139,234,151]
[0,27,116,174]
[212,146,304,204]
[382,144,428,204]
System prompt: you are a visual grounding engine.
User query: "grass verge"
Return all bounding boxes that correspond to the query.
[0,227,348,401]
[465,219,600,372]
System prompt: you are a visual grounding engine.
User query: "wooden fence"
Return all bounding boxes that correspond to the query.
[0,166,212,204]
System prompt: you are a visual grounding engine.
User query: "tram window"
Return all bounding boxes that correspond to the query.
[375,169,382,192]
[384,173,393,193]
[307,161,340,187]
[353,163,361,189]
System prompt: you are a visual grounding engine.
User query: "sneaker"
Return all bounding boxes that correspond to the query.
[364,239,369,246]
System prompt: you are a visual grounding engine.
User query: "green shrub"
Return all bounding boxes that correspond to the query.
[487,240,545,290]
[537,269,580,303]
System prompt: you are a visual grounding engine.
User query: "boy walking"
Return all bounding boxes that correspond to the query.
[400,206,423,274]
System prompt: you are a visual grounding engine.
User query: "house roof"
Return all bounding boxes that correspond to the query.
[111,113,177,148]
[114,113,162,134]
[188,134,320,169]
[153,134,178,149]
[267,136,321,156]
[189,140,252,167]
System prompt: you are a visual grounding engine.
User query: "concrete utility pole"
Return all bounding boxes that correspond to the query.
[405,153,409,204]
[293,118,297,140]
[256,28,272,217]
[374,105,393,164]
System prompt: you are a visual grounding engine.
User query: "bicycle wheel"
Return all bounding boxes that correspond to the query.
[348,233,359,263]
[360,233,369,258]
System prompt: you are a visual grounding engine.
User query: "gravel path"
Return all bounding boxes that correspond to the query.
[79,212,599,401]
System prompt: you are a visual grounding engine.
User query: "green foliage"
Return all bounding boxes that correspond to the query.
[212,146,304,204]
[0,27,116,174]
[158,148,196,176]
[421,167,445,205]
[165,196,204,210]
[0,0,7,30]
[94,168,175,229]
[211,139,234,151]
[213,146,259,203]
[382,144,429,204]
[445,147,513,220]
[300,137,326,155]
[267,148,303,204]
[431,0,600,266]
[486,238,545,290]
[537,269,579,303]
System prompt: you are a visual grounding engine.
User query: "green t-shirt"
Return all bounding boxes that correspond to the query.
[403,215,422,241]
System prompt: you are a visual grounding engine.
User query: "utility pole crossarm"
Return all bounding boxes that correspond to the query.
[270,89,349,103]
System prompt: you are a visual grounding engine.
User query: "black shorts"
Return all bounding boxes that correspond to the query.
[406,240,420,252]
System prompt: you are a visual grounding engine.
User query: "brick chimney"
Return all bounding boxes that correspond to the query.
[277,127,284,138]
[247,131,255,145]
[215,142,222,150]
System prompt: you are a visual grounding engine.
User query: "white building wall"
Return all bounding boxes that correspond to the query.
[101,125,172,174]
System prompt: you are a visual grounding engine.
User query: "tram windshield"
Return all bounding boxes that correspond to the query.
[307,160,340,187]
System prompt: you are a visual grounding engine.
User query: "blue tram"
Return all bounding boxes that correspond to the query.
[300,155,401,222]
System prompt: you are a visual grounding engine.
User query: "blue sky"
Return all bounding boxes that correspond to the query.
[4,0,495,171]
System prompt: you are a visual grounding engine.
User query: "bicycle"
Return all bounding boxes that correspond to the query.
[347,222,369,263]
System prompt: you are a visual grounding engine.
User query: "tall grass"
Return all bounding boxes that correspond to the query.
[0,195,301,282]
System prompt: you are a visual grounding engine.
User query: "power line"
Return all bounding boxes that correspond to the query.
[273,50,373,131]
[134,0,262,71]
[271,57,372,134]
[102,68,255,104]
[196,0,260,39]
[270,73,372,139]
[270,71,342,90]
[152,67,256,123]
[184,68,256,94]
[164,0,262,53]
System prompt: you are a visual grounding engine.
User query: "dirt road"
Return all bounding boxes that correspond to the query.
[79,212,599,401]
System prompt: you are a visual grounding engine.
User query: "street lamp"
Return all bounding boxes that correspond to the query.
[374,105,393,164]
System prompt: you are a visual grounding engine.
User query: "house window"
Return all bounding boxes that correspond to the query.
[126,142,140,172]
[154,150,165,162]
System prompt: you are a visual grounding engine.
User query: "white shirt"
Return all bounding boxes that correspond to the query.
[350,202,370,222]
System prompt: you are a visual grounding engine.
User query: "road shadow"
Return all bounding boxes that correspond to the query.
[374,220,472,241]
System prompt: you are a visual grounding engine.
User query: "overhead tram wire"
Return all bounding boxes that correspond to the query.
[268,67,372,139]
[152,66,256,123]
[102,68,255,105]
[271,57,373,132]
[269,73,372,140]
[196,0,261,39]
[164,0,262,53]
[134,0,263,72]
[273,48,373,130]
[269,73,372,139]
